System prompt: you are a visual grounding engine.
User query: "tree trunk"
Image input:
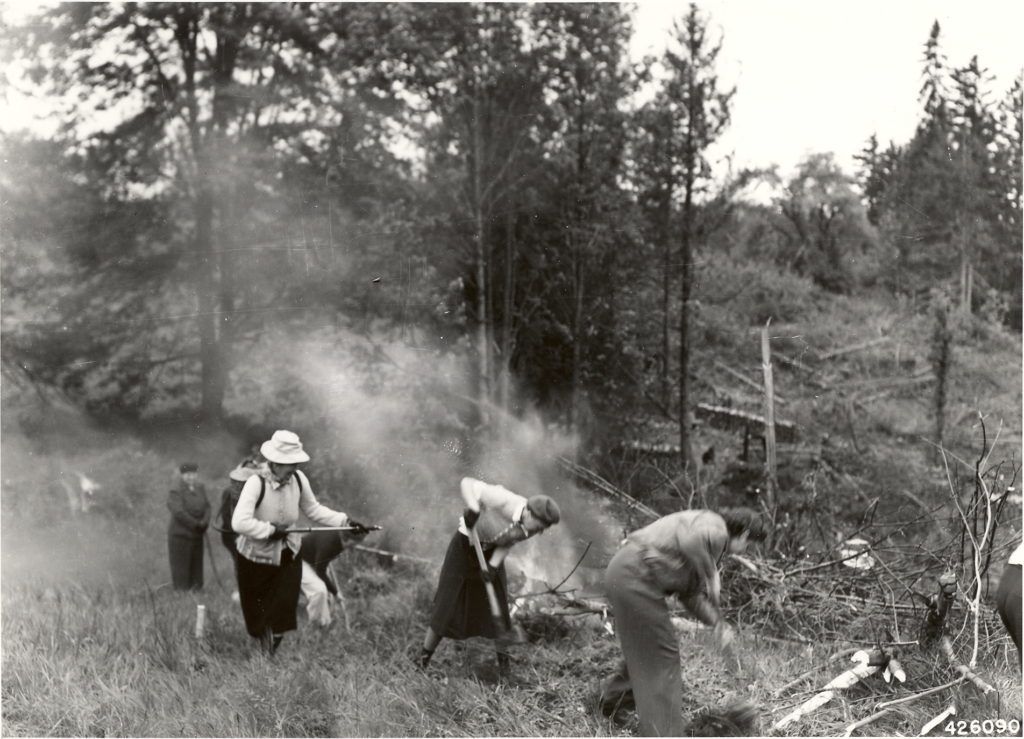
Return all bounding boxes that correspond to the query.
[570,237,584,432]
[195,188,224,422]
[499,204,515,415]
[678,73,698,475]
[660,187,672,409]
[472,93,490,427]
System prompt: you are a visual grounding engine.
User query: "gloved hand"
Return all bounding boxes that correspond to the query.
[348,520,370,536]
[480,564,496,585]
[714,620,736,651]
[463,507,481,529]
[268,524,289,541]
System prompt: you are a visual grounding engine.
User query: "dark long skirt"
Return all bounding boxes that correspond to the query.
[236,548,302,638]
[429,531,510,639]
[996,562,1022,663]
[168,535,204,591]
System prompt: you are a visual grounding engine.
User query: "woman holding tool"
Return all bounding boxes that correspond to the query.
[231,430,371,655]
[417,476,561,672]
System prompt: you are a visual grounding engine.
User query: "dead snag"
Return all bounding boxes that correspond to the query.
[919,571,957,647]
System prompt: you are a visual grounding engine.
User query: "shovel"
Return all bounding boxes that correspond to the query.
[468,527,527,647]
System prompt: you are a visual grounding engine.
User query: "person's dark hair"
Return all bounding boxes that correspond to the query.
[719,507,767,541]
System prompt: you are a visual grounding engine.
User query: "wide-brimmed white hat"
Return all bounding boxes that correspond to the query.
[260,430,310,464]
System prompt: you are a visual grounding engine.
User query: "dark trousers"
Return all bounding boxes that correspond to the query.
[600,541,685,737]
[996,563,1022,664]
[168,535,204,591]
[236,548,303,638]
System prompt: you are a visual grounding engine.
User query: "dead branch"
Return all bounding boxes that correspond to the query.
[557,456,659,520]
[841,708,891,737]
[712,359,788,404]
[874,677,965,710]
[772,648,860,696]
[819,336,890,360]
[544,542,592,592]
[940,636,997,695]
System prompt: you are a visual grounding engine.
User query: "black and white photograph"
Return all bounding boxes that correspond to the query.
[1,1,1021,736]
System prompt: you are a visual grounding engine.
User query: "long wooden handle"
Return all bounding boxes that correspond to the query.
[469,528,503,620]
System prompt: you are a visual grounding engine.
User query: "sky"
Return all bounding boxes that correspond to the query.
[631,0,1024,176]
[1,1,1021,179]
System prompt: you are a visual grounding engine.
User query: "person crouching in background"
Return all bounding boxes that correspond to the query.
[417,476,561,672]
[219,461,261,561]
[231,430,354,655]
[167,462,210,591]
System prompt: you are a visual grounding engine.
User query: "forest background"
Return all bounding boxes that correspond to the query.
[0,3,1022,737]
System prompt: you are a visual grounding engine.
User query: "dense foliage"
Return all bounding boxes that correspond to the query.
[1,4,1020,474]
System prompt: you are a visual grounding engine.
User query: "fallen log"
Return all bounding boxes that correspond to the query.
[694,402,799,443]
[771,649,888,732]
[819,336,890,360]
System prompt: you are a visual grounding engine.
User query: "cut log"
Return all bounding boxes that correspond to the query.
[772,650,887,731]
[694,402,798,443]
[819,336,891,360]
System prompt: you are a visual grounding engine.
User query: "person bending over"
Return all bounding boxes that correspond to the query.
[417,477,561,672]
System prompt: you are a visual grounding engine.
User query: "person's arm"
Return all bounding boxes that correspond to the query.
[679,592,722,627]
[231,476,276,540]
[296,471,349,527]
[487,545,511,570]
[461,477,526,520]
[196,485,211,530]
[167,487,202,530]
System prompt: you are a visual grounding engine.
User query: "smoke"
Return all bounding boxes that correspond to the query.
[226,325,621,587]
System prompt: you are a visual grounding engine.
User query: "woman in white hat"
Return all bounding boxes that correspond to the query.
[231,430,357,655]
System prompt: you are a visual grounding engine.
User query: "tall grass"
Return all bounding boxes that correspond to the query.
[4,540,1020,737]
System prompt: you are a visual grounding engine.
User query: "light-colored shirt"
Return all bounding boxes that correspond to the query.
[232,469,347,565]
[456,477,527,542]
[628,510,729,602]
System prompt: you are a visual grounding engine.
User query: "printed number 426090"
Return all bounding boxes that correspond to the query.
[944,719,1021,735]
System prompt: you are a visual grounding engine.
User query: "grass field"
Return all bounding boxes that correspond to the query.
[2,512,1020,737]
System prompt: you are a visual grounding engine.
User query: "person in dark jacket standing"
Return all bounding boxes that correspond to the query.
[599,508,765,737]
[167,462,211,591]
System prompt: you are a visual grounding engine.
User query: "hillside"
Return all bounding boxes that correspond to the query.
[2,265,1021,737]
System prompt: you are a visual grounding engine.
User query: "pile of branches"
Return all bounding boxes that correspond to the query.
[720,507,1015,658]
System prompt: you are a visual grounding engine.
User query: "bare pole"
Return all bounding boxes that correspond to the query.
[761,321,778,517]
